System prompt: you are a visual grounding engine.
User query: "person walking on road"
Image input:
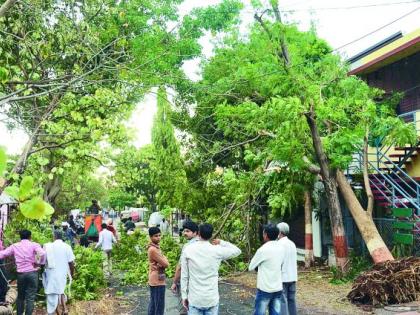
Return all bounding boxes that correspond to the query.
[181,223,241,315]
[95,223,117,275]
[147,227,169,315]
[277,222,298,315]
[0,230,45,315]
[171,220,199,315]
[249,224,286,315]
[106,218,117,238]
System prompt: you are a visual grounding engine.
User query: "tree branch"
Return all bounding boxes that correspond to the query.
[83,154,106,167]
[363,126,374,216]
[269,1,291,66]
[303,156,321,175]
[0,0,18,17]
[28,137,89,155]
[213,203,237,239]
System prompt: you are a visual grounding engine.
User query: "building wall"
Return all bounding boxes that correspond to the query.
[360,52,420,115]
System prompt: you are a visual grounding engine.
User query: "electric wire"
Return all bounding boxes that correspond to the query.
[333,6,420,51]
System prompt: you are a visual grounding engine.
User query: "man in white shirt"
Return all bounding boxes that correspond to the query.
[181,223,241,315]
[95,223,117,275]
[171,220,199,315]
[277,222,298,315]
[249,224,287,315]
[43,230,75,315]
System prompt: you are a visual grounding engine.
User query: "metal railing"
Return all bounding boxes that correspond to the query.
[345,110,420,215]
[353,153,420,212]
[369,110,420,213]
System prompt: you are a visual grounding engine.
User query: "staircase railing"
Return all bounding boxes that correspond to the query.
[353,153,420,212]
[346,110,420,215]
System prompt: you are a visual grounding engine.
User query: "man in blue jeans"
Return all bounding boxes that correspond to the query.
[278,222,298,315]
[181,223,241,315]
[249,224,287,315]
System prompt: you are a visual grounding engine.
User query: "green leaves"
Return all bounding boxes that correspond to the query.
[151,88,187,209]
[4,186,18,200]
[5,176,54,221]
[0,147,6,177]
[0,67,8,83]
[20,197,53,220]
[72,246,105,300]
[19,176,34,200]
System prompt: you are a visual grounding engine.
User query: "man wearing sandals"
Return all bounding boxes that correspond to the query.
[43,229,75,315]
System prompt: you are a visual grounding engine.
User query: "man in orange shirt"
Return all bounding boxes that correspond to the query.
[147,227,169,315]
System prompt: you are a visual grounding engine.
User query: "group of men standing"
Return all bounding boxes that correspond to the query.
[249,223,297,315]
[0,218,117,315]
[0,229,74,315]
[146,220,297,315]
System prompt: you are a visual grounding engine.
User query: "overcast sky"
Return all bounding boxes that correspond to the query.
[1,0,419,153]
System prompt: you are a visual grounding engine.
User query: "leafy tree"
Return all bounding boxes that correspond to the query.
[176,4,416,270]
[0,1,135,191]
[114,145,159,211]
[54,167,109,214]
[150,88,188,211]
[0,0,243,195]
[108,188,137,211]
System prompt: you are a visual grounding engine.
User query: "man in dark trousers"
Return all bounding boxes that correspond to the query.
[147,227,169,315]
[0,239,7,305]
[277,222,298,315]
[0,230,45,315]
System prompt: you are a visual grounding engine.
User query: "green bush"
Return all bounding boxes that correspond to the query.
[113,231,181,285]
[71,246,105,300]
[4,213,54,245]
[330,252,372,284]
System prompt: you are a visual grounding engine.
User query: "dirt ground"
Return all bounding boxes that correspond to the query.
[226,270,372,315]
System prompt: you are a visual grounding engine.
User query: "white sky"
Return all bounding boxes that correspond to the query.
[1,0,419,154]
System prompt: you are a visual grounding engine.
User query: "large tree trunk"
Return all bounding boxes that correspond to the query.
[0,94,60,194]
[0,133,38,194]
[363,127,374,215]
[336,170,394,263]
[304,190,314,267]
[0,0,17,17]
[44,175,61,209]
[305,106,349,272]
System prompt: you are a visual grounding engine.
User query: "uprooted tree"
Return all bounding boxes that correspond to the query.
[175,1,417,271]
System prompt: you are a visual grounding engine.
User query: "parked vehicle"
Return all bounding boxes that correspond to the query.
[121,207,148,223]
[148,211,164,227]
